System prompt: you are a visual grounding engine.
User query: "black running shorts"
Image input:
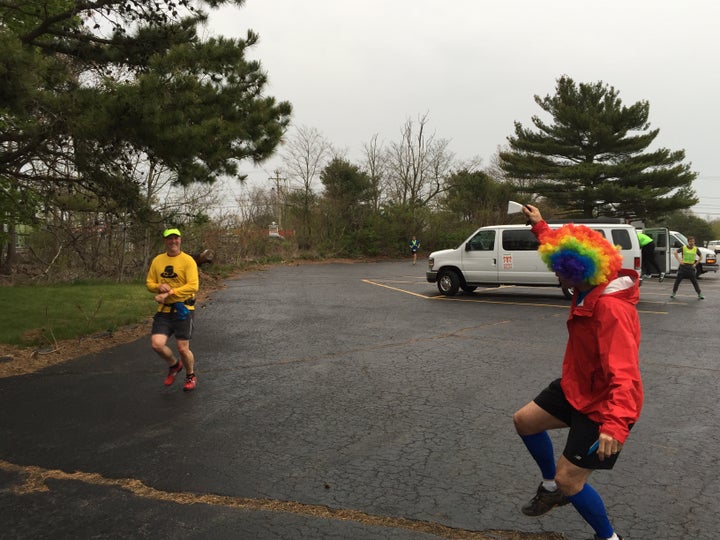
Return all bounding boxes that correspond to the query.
[533,378,631,470]
[151,311,194,340]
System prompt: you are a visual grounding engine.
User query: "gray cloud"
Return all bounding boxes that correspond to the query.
[209,0,720,217]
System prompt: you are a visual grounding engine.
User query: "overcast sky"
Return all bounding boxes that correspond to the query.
[207,0,720,218]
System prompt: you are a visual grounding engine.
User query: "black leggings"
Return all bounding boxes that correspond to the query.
[672,264,701,294]
[641,243,662,275]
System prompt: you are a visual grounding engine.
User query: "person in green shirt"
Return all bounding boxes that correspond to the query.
[637,232,664,281]
[670,236,704,300]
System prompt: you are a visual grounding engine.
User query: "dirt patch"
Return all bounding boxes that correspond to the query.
[0,459,564,540]
[0,322,151,378]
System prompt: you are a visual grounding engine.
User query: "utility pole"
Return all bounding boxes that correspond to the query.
[269,169,285,230]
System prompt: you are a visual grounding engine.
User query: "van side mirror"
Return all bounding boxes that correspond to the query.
[465,242,471,252]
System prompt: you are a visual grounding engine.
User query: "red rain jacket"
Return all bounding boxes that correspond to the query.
[534,220,643,443]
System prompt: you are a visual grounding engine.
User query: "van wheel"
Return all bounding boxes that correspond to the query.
[562,286,574,299]
[437,270,460,296]
[461,285,477,293]
[696,265,704,277]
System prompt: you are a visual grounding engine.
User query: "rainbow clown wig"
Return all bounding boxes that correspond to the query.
[538,224,623,286]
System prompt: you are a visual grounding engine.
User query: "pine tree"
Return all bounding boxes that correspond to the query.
[499,76,697,219]
[0,0,292,210]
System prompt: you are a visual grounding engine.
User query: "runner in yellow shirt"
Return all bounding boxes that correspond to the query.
[146,228,200,390]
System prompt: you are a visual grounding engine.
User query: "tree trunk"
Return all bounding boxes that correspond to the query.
[0,224,17,275]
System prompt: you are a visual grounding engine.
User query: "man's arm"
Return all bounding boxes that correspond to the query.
[146,256,162,293]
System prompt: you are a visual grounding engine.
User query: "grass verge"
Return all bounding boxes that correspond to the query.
[0,280,153,347]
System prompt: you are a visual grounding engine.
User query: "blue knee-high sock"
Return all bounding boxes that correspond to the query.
[520,432,556,480]
[568,483,614,539]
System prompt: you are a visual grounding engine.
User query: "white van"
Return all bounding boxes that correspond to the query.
[643,228,718,277]
[707,240,720,254]
[426,220,642,299]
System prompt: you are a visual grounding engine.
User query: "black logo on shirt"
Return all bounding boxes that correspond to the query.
[161,265,178,279]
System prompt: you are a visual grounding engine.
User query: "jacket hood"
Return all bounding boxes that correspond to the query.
[574,268,640,313]
[600,268,640,306]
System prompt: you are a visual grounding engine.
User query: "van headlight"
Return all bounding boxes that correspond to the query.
[428,257,434,269]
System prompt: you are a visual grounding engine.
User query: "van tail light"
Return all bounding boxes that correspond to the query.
[634,257,641,272]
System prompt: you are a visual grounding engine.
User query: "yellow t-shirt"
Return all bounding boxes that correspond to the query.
[146,251,199,313]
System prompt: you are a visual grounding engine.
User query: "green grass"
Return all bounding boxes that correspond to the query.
[0,259,323,348]
[0,281,155,347]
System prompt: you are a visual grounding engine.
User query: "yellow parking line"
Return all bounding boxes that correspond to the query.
[362,280,668,314]
[361,279,431,299]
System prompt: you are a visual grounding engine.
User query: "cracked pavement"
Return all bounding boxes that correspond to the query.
[1,261,718,539]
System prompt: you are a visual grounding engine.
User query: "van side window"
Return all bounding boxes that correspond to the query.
[502,230,539,251]
[610,229,631,250]
[467,230,495,251]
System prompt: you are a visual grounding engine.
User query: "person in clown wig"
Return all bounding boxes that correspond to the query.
[512,204,643,540]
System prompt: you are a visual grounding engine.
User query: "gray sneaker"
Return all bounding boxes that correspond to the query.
[659,272,665,283]
[521,483,569,516]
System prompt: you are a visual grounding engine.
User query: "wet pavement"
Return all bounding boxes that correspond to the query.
[1,261,719,539]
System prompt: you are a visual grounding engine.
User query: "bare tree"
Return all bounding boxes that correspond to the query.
[282,125,333,195]
[234,185,275,227]
[281,125,333,246]
[361,134,386,212]
[384,114,455,208]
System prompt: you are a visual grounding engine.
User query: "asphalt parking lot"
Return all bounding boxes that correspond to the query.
[1,261,719,539]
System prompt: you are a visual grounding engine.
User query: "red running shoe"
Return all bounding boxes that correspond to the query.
[183,374,197,392]
[163,361,183,386]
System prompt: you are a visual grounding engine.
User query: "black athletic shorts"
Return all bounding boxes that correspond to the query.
[151,311,194,340]
[534,378,632,470]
